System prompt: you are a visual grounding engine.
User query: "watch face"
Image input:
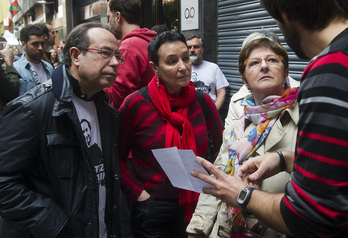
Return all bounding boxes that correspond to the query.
[237,187,256,210]
[239,189,247,200]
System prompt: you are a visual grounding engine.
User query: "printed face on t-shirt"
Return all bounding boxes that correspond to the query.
[81,120,92,147]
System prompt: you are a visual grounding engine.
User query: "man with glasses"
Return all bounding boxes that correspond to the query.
[105,0,157,110]
[186,35,229,111]
[84,47,125,63]
[0,22,121,238]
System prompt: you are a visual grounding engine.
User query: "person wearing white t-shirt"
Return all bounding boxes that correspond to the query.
[0,22,122,238]
[187,35,229,110]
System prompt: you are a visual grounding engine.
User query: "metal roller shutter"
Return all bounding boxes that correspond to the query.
[217,0,308,117]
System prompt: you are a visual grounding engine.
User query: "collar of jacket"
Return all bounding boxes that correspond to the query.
[65,67,90,101]
[17,55,51,72]
[51,64,106,117]
[51,64,73,117]
[52,64,72,101]
[250,103,298,154]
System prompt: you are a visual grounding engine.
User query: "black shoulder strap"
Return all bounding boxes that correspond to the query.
[139,86,151,102]
[196,90,208,121]
[196,90,218,162]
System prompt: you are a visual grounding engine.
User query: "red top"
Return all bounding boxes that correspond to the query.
[104,28,157,109]
[118,87,223,201]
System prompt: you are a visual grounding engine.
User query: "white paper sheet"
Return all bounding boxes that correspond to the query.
[152,147,214,193]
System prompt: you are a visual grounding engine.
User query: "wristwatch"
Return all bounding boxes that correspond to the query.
[237,186,257,211]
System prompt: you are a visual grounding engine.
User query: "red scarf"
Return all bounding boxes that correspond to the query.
[148,75,200,220]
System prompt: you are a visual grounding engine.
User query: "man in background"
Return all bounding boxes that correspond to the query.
[37,22,56,67]
[14,24,54,95]
[106,3,155,237]
[13,48,22,61]
[105,0,156,110]
[151,24,169,35]
[187,35,229,111]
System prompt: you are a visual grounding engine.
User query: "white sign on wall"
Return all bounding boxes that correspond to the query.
[180,0,199,31]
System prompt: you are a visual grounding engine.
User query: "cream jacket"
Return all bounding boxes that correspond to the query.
[186,101,299,238]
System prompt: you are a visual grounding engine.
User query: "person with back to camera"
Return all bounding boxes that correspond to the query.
[105,0,157,110]
[225,31,300,126]
[105,1,157,236]
[186,37,299,238]
[118,31,224,238]
[190,0,348,237]
[151,24,169,35]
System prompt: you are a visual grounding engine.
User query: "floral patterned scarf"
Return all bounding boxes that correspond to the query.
[223,87,298,231]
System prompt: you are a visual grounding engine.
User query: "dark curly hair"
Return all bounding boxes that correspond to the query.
[260,0,348,31]
[108,0,142,26]
[19,24,44,43]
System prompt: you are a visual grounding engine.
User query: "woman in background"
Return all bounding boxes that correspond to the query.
[49,49,60,68]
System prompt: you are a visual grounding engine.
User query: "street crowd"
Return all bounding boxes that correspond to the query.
[0,0,347,237]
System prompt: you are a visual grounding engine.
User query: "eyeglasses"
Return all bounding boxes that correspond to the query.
[84,48,125,63]
[244,55,284,70]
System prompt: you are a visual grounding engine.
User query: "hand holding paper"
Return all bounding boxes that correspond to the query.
[152,147,213,193]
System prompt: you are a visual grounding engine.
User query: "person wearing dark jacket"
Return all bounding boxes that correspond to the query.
[0,37,20,115]
[104,0,157,110]
[0,22,122,238]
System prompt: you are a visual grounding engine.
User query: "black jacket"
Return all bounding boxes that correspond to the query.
[0,65,120,238]
[0,65,20,115]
